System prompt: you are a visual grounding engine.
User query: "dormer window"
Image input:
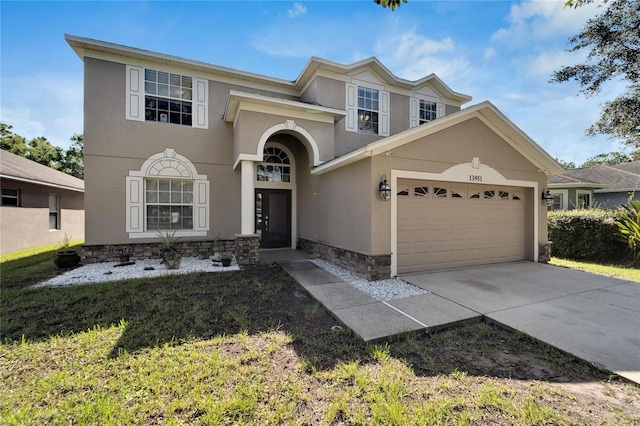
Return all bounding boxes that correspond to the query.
[419,100,437,124]
[358,87,379,134]
[410,96,445,128]
[345,83,390,136]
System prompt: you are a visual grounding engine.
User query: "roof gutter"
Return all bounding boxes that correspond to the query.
[0,174,84,193]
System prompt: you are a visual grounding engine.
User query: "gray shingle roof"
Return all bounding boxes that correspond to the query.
[0,150,84,192]
[548,161,640,191]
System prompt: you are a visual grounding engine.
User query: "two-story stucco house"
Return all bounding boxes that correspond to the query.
[67,35,563,279]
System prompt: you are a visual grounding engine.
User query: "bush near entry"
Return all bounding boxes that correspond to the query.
[548,209,625,261]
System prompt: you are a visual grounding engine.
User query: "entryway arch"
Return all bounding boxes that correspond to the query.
[255,142,296,249]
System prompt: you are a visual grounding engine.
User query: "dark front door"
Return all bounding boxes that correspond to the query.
[255,189,291,248]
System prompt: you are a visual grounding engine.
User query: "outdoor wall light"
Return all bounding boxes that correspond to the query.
[379,175,391,201]
[542,189,554,208]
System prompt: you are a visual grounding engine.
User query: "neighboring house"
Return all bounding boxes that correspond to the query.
[0,150,84,255]
[548,161,640,210]
[67,35,563,279]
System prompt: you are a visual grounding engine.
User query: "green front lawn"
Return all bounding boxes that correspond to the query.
[550,257,640,282]
[1,254,639,424]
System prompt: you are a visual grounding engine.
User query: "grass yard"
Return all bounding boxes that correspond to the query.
[550,257,640,283]
[1,253,639,425]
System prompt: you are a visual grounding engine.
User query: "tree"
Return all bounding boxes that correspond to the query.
[581,151,632,167]
[551,0,640,149]
[59,134,84,179]
[0,122,83,179]
[26,136,63,169]
[1,123,28,156]
[556,158,577,169]
[373,0,407,11]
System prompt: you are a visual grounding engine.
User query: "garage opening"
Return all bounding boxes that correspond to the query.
[397,179,527,274]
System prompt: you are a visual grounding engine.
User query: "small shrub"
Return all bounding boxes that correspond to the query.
[548,209,625,261]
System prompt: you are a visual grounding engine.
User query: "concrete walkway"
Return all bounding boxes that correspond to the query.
[279,259,640,384]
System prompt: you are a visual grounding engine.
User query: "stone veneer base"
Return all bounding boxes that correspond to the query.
[538,241,553,264]
[82,237,260,265]
[298,239,391,281]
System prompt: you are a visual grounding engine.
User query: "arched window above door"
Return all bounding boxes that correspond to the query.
[257,146,291,183]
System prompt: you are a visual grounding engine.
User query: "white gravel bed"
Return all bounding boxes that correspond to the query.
[36,256,240,288]
[310,258,429,301]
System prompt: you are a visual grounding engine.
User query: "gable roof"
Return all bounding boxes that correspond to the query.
[548,161,640,193]
[295,56,472,104]
[312,101,564,177]
[65,34,471,103]
[0,150,84,192]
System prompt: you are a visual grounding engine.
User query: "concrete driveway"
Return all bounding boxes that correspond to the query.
[401,262,640,384]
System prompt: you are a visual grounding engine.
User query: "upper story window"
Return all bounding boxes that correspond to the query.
[419,100,437,124]
[126,65,208,129]
[144,70,193,126]
[410,96,445,128]
[345,82,390,136]
[1,188,19,206]
[358,87,379,134]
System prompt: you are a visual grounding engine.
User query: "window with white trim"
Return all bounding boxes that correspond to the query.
[126,148,209,238]
[126,65,208,129]
[1,188,19,206]
[419,100,437,124]
[577,190,592,209]
[257,146,291,182]
[410,96,445,128]
[345,82,390,136]
[49,194,59,230]
[145,178,194,230]
[144,69,193,126]
[358,87,379,134]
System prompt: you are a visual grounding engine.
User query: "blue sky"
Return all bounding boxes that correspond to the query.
[0,0,629,165]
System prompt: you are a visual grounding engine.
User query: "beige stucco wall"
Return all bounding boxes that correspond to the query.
[0,180,84,255]
[296,149,374,255]
[233,110,335,163]
[84,57,245,245]
[369,117,548,257]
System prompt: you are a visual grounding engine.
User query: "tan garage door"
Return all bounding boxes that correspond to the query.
[397,179,526,274]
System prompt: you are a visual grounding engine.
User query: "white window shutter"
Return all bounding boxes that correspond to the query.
[345,83,357,133]
[126,176,144,233]
[193,77,209,129]
[437,103,445,119]
[193,179,210,232]
[410,97,419,128]
[125,65,145,122]
[379,89,390,137]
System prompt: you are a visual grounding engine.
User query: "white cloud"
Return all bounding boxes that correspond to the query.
[288,3,307,18]
[483,47,497,61]
[528,49,588,76]
[373,29,469,82]
[492,0,600,43]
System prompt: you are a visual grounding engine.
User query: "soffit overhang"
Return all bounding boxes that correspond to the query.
[312,101,565,177]
[224,90,346,125]
[65,34,298,92]
[0,175,84,193]
[66,35,472,104]
[296,56,472,104]
[548,182,608,189]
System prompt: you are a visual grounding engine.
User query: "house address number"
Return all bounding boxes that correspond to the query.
[469,175,483,182]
